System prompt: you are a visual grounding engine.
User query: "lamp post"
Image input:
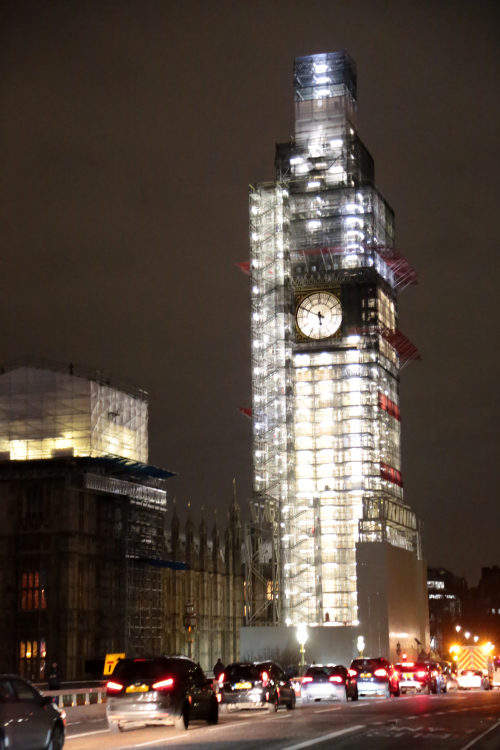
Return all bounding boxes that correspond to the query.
[183,602,197,660]
[297,624,308,669]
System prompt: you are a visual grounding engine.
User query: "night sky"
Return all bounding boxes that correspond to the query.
[1,1,499,584]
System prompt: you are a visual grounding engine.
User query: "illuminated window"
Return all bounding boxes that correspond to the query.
[21,570,46,610]
[19,638,46,681]
[378,289,396,330]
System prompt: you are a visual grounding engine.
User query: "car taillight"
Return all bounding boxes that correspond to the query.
[329,675,343,683]
[374,669,387,677]
[152,678,174,690]
[348,669,357,678]
[216,693,222,703]
[302,676,313,683]
[218,673,225,686]
[416,671,427,679]
[261,671,269,687]
[106,681,123,693]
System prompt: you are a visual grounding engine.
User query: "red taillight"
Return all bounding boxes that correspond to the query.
[348,669,357,678]
[152,678,174,690]
[416,671,427,679]
[106,681,123,693]
[329,675,343,683]
[302,676,313,683]
[261,671,269,687]
[218,673,225,686]
[374,669,387,677]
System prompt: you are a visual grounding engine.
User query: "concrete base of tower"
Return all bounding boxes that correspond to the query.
[356,540,430,664]
[240,542,429,667]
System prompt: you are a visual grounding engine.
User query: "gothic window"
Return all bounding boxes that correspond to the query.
[19,638,46,681]
[21,570,46,610]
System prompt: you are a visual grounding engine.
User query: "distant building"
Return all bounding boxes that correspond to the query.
[427,567,467,654]
[475,566,500,617]
[0,360,243,680]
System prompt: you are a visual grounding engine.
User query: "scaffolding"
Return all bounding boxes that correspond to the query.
[0,359,148,463]
[249,51,420,628]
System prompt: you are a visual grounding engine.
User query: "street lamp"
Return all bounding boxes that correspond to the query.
[357,636,365,658]
[465,631,471,639]
[474,636,479,643]
[183,602,197,660]
[297,624,308,668]
[455,625,461,633]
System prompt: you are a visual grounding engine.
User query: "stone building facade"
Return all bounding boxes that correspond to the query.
[0,461,244,681]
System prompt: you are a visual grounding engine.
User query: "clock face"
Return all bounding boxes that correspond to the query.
[296,292,342,340]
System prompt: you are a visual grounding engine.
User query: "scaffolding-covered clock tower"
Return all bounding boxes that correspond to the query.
[248,51,423,628]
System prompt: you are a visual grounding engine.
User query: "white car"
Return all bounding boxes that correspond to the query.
[457,670,483,689]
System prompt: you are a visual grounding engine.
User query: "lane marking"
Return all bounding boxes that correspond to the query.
[459,721,500,750]
[133,734,187,747]
[277,724,365,750]
[67,730,110,740]
[314,707,342,714]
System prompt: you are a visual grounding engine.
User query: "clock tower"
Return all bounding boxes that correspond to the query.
[249,52,422,630]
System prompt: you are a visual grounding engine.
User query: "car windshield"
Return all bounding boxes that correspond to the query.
[351,660,381,672]
[112,658,187,682]
[225,664,263,682]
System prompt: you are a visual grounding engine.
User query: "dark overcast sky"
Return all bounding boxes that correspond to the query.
[1,1,499,584]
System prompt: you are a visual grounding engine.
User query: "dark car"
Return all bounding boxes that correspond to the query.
[349,657,399,698]
[301,664,358,703]
[106,656,218,733]
[218,661,295,713]
[0,674,65,750]
[395,662,438,694]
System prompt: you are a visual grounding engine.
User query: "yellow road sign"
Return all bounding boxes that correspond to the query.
[103,653,125,676]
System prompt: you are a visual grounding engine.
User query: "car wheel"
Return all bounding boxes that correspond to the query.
[351,687,359,702]
[109,722,123,735]
[267,693,278,712]
[174,702,190,731]
[206,696,219,725]
[392,684,400,697]
[47,725,64,750]
[286,692,296,710]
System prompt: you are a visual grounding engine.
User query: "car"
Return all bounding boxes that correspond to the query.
[437,661,458,692]
[395,662,438,694]
[106,656,218,733]
[457,669,484,690]
[301,664,358,703]
[0,674,65,750]
[349,657,399,698]
[218,661,295,712]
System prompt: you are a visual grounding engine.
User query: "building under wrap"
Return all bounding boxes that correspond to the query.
[246,52,429,659]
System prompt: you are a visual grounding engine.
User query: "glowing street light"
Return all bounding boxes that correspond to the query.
[465,631,471,639]
[357,636,365,657]
[297,624,308,667]
[455,625,461,633]
[474,636,479,643]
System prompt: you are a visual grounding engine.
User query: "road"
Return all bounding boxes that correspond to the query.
[65,691,500,750]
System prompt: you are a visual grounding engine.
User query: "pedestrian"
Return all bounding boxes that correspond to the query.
[213,658,225,679]
[48,661,61,690]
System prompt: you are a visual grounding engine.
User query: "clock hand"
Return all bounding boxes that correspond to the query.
[317,311,324,326]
